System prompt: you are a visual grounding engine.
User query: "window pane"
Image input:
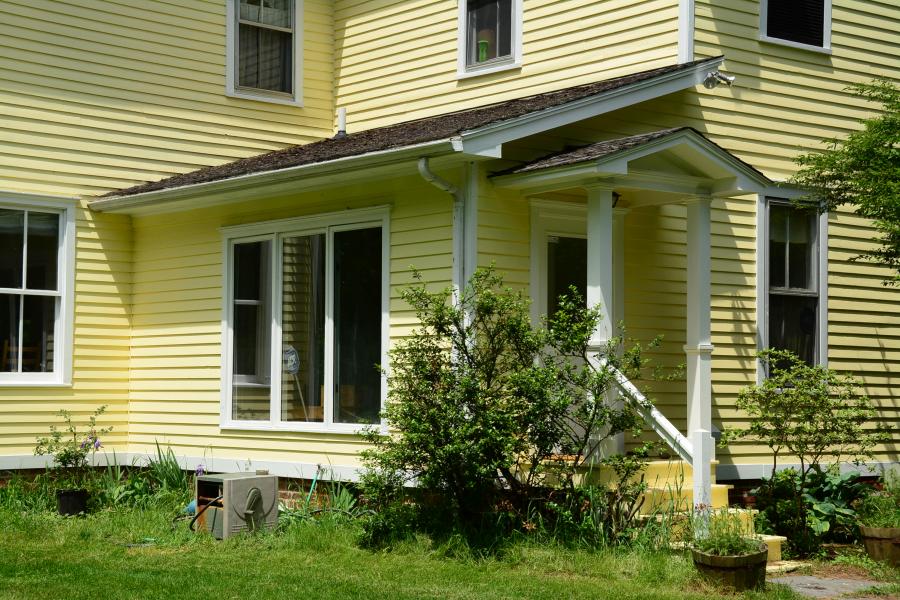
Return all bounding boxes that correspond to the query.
[0,294,20,372]
[788,210,814,289]
[547,236,587,318]
[769,204,787,288]
[467,0,512,64]
[240,0,291,28]
[21,295,55,373]
[232,240,271,420]
[767,0,824,47]
[239,24,292,93]
[333,228,382,425]
[769,294,817,365]
[0,209,24,289]
[26,212,59,291]
[281,234,326,423]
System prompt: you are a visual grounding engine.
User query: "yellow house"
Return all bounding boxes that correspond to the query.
[1,0,897,507]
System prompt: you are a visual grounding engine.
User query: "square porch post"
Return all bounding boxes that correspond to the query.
[685,196,715,513]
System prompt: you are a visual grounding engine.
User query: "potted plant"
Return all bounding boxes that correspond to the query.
[690,511,768,591]
[34,405,111,516]
[855,472,900,567]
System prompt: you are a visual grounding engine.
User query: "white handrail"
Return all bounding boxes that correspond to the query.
[601,359,694,463]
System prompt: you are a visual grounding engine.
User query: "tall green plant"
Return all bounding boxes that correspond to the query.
[34,405,112,485]
[722,349,884,555]
[361,268,659,543]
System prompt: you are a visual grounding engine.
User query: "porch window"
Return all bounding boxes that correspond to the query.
[227,0,302,105]
[223,209,388,431]
[546,235,587,318]
[0,204,72,385]
[760,0,831,51]
[458,0,522,77]
[766,201,820,365]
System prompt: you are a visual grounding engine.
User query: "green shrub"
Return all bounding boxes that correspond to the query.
[856,471,900,529]
[361,268,664,548]
[34,405,112,486]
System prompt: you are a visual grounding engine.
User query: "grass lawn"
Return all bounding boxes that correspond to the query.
[0,507,807,600]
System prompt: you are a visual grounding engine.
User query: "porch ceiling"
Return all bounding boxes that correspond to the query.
[489,127,772,198]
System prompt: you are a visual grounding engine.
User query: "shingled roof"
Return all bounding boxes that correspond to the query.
[100,58,723,199]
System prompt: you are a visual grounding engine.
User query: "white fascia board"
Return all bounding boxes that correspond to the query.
[458,56,724,154]
[90,138,463,216]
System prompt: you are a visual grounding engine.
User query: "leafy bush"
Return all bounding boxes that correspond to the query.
[722,349,884,556]
[34,406,112,484]
[361,268,663,548]
[855,471,900,529]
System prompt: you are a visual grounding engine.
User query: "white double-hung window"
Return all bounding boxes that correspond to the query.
[458,0,523,77]
[0,198,74,385]
[222,207,389,432]
[762,198,827,366]
[227,0,303,105]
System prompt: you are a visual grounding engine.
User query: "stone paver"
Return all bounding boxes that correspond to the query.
[768,575,882,599]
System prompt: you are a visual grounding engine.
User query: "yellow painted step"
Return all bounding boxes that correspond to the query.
[755,534,787,563]
[643,459,719,487]
[640,483,733,513]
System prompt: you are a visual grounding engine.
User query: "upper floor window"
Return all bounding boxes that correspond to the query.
[458,0,523,78]
[0,201,74,386]
[760,0,832,52]
[765,200,824,366]
[222,208,389,433]
[227,0,303,106]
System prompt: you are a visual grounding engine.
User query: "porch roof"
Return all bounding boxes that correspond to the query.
[91,56,725,214]
[491,127,773,197]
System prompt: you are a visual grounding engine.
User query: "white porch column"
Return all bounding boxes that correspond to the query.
[685,196,715,514]
[586,186,615,348]
[610,207,628,454]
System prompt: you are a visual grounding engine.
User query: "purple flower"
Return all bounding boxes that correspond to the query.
[80,440,88,449]
[93,438,102,450]
[195,464,206,476]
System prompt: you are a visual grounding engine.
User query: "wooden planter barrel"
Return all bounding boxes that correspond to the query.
[691,543,768,591]
[859,526,900,567]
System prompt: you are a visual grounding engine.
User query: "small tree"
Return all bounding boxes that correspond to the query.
[723,349,883,554]
[361,268,658,544]
[793,79,900,283]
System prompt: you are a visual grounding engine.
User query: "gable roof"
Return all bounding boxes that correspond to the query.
[96,57,724,204]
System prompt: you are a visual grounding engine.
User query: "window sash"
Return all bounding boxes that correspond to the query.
[0,208,64,378]
[232,0,296,97]
[223,214,387,431]
[466,0,513,66]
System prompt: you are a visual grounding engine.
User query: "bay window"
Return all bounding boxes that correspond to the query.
[223,208,388,431]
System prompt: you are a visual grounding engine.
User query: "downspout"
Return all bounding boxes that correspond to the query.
[417,158,466,300]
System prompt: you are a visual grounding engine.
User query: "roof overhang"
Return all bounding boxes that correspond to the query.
[490,128,772,197]
[91,57,725,215]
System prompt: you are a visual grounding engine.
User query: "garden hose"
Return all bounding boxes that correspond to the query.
[189,495,222,532]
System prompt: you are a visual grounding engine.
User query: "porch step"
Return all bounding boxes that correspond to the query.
[756,534,787,563]
[643,459,718,487]
[640,483,732,513]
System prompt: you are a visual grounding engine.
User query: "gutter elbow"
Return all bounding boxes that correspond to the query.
[417,157,459,198]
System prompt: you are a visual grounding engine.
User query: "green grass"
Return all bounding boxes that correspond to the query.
[0,506,805,600]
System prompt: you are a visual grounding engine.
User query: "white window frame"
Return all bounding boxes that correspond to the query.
[225,0,304,106]
[0,193,75,387]
[759,0,832,54]
[457,0,523,79]
[220,206,390,434]
[756,193,828,381]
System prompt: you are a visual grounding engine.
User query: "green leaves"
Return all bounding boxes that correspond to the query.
[793,78,900,283]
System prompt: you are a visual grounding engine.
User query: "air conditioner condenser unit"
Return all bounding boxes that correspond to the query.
[194,472,278,539]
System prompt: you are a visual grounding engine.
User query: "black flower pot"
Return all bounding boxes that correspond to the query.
[57,488,89,516]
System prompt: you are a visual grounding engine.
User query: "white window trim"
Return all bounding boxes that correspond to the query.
[759,0,832,54]
[225,0,304,106]
[220,206,390,434]
[0,192,75,387]
[756,192,828,383]
[456,0,523,79]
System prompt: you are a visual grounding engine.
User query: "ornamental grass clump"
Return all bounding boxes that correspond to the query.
[692,511,758,557]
